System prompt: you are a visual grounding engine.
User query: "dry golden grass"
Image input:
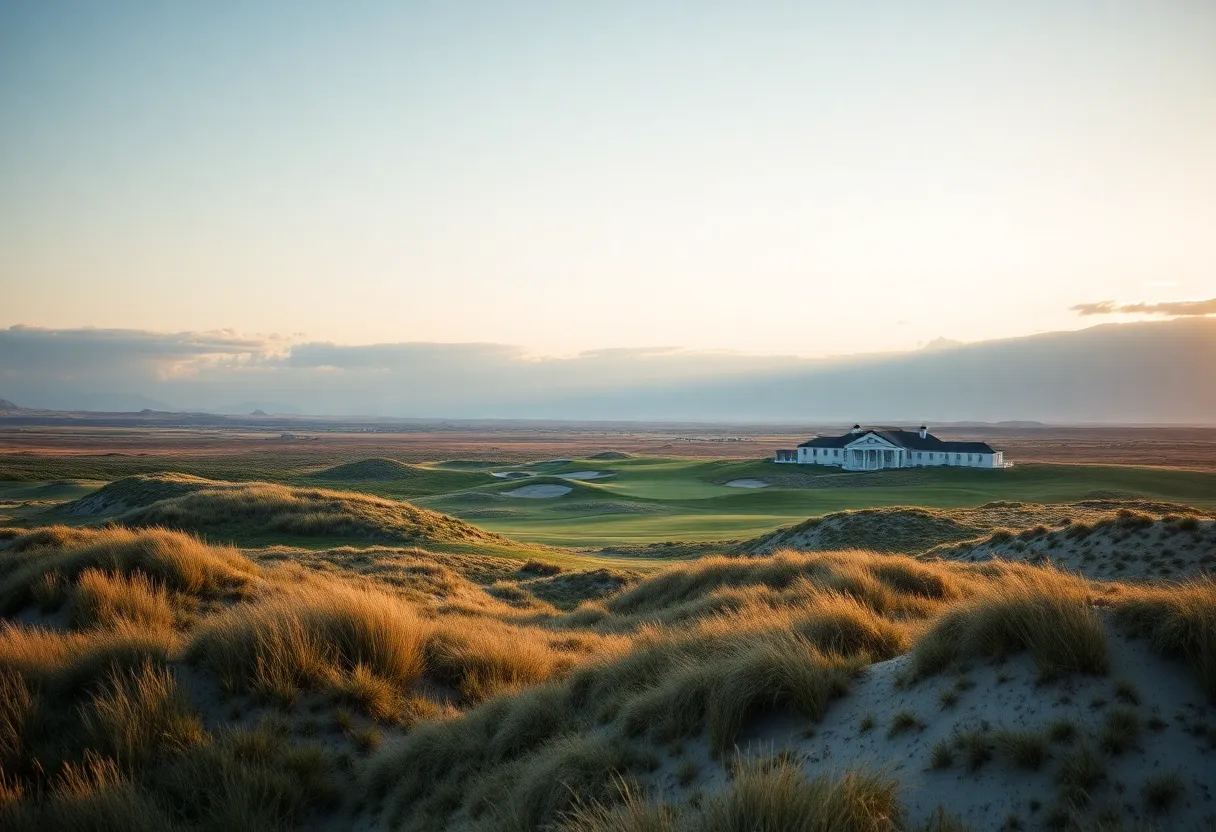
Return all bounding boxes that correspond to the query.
[3,514,1214,831]
[69,569,177,630]
[910,565,1109,681]
[559,756,904,832]
[189,581,428,710]
[0,528,343,830]
[80,661,206,770]
[0,525,256,610]
[1113,578,1216,699]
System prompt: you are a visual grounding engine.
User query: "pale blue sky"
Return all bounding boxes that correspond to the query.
[2,1,1213,357]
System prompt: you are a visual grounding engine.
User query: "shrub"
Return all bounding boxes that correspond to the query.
[68,570,176,631]
[954,730,992,771]
[1047,719,1076,744]
[144,726,338,829]
[1057,744,1105,804]
[698,757,904,832]
[996,731,1047,770]
[887,710,922,738]
[1099,708,1140,755]
[706,633,859,753]
[1141,771,1184,812]
[930,740,953,769]
[79,661,205,770]
[1114,679,1140,705]
[559,784,678,832]
[188,583,426,711]
[425,619,559,703]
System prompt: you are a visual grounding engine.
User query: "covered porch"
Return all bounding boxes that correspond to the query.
[843,446,908,471]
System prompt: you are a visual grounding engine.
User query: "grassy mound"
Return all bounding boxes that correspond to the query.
[7,505,1216,831]
[944,510,1216,580]
[56,473,216,518]
[0,526,258,624]
[311,458,419,481]
[589,452,632,460]
[747,507,988,555]
[69,475,531,552]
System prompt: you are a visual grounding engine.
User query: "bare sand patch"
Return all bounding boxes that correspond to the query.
[560,471,614,480]
[641,622,1215,831]
[724,478,770,488]
[504,484,573,498]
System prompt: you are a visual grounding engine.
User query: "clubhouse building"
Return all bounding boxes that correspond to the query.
[774,425,1007,471]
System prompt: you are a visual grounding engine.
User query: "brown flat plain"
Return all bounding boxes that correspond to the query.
[1,422,1215,470]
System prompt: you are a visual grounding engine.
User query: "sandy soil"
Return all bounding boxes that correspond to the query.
[724,478,770,488]
[645,622,1216,830]
[560,471,614,480]
[503,484,573,498]
[946,517,1216,581]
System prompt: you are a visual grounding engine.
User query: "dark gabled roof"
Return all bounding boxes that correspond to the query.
[798,428,995,454]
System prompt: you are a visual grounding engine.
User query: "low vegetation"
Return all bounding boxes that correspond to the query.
[56,474,536,555]
[2,474,1214,831]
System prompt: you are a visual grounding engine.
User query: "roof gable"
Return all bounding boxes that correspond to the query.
[845,432,901,451]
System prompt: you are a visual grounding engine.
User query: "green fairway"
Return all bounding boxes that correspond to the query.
[4,455,1214,550]
[406,458,1216,548]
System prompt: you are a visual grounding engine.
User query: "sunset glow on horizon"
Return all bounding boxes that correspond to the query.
[2,1,1214,359]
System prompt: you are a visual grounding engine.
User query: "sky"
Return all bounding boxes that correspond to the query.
[2,0,1214,360]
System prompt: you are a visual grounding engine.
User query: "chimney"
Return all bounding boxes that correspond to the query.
[919,425,928,439]
[851,424,862,434]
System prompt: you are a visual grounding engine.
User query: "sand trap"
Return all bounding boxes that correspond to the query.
[560,471,614,480]
[490,471,533,479]
[725,478,770,488]
[504,484,572,498]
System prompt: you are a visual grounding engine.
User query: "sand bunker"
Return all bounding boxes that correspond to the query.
[504,484,573,498]
[490,471,533,479]
[560,471,614,480]
[725,478,770,488]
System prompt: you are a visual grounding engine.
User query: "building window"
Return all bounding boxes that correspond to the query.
[834,449,839,457]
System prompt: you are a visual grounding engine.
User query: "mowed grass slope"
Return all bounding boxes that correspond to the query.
[7,451,1216,547]
[413,458,1216,548]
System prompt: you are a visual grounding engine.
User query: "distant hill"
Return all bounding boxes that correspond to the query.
[0,398,24,413]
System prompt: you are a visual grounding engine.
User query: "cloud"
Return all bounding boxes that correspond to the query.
[2,319,1214,423]
[1070,298,1216,317]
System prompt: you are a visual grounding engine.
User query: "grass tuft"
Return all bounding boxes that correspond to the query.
[911,567,1109,680]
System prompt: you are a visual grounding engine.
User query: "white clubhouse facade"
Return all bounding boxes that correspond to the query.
[774,425,1007,471]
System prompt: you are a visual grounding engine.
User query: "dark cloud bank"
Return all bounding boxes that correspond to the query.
[1,318,1213,424]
